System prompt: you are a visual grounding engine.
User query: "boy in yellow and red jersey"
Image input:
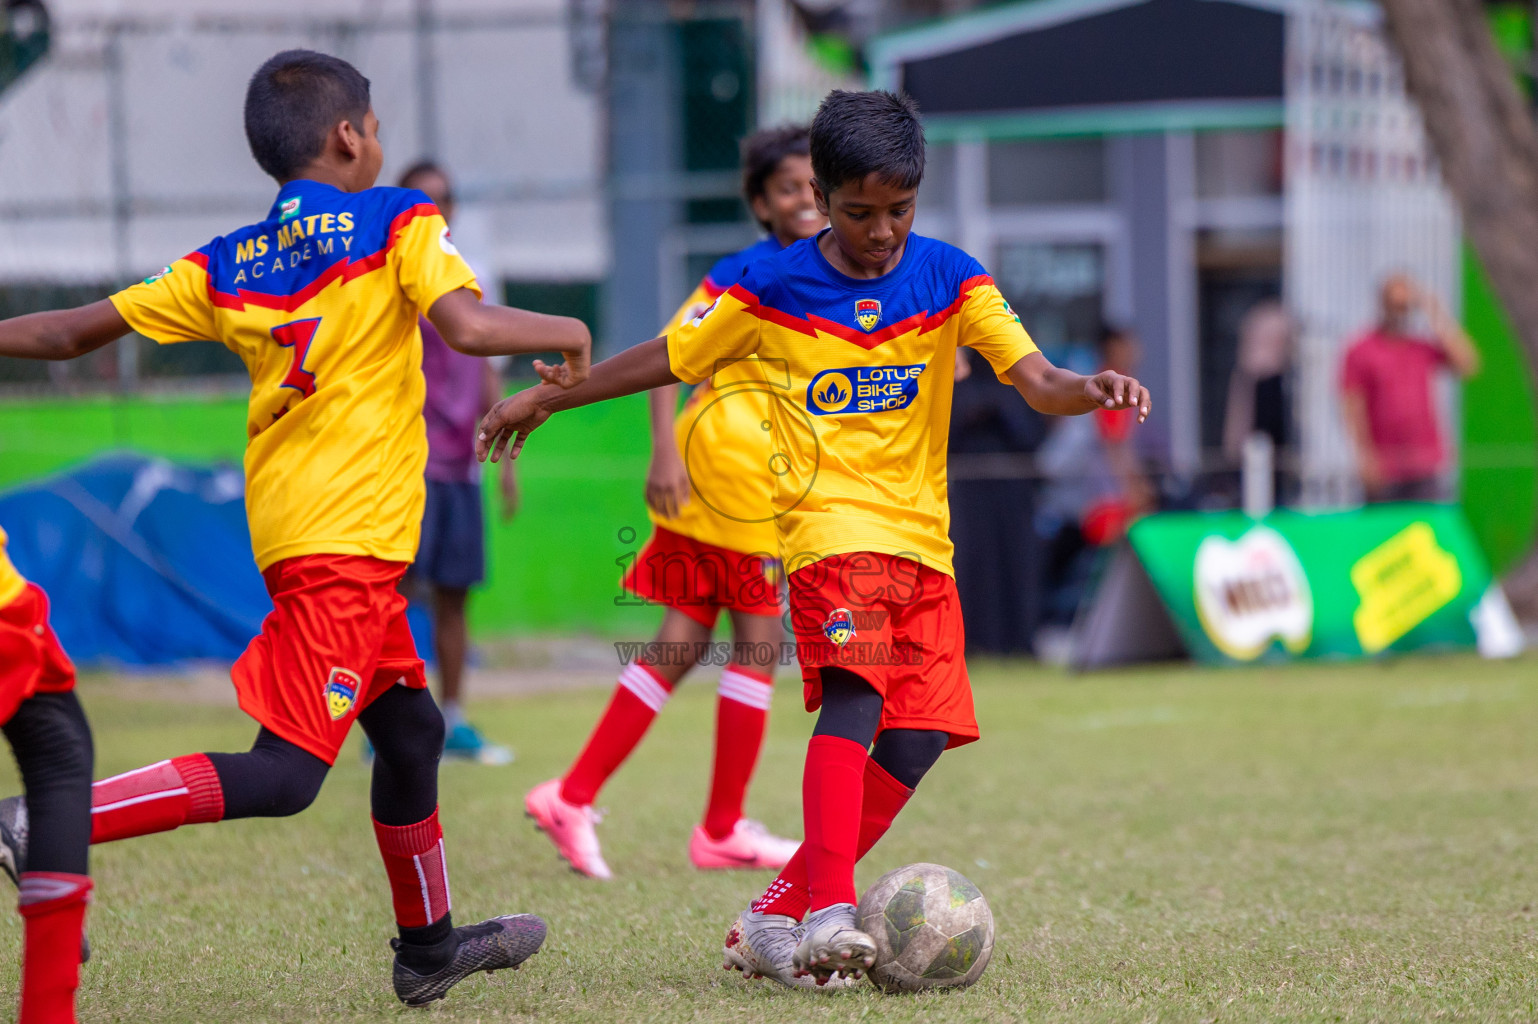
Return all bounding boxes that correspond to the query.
[477,90,1150,989]
[0,527,93,1024]
[525,126,823,878]
[0,50,589,1005]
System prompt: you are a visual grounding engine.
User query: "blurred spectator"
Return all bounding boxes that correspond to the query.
[1222,298,1295,503]
[1035,324,1154,624]
[1339,274,1479,502]
[1084,325,1155,541]
[400,160,517,765]
[949,347,1048,654]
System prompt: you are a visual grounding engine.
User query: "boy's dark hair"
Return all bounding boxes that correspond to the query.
[740,125,810,228]
[808,90,924,195]
[244,50,371,182]
[398,159,449,195]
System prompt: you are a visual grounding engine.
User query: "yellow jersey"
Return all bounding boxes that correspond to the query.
[110,180,479,571]
[649,238,784,555]
[666,233,1037,576]
[0,526,24,609]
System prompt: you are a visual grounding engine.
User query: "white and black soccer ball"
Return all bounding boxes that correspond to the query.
[856,862,994,993]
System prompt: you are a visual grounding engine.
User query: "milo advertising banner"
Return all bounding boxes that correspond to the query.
[1070,504,1515,668]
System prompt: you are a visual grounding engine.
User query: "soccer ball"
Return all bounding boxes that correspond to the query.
[855,862,994,993]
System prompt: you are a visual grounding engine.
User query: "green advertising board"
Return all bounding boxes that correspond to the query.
[1091,505,1498,666]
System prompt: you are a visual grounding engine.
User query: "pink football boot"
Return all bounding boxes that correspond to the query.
[689,818,800,870]
[524,778,611,880]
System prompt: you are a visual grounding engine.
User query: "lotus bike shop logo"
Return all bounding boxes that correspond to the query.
[324,666,362,720]
[1193,524,1313,661]
[807,364,925,416]
[823,607,856,647]
[855,298,882,331]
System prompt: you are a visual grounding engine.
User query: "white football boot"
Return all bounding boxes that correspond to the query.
[792,903,876,984]
[723,907,857,990]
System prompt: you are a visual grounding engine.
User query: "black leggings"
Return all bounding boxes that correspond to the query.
[810,667,949,790]
[206,684,444,826]
[4,692,94,875]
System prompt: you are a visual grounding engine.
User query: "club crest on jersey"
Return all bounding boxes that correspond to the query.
[807,363,925,416]
[855,298,882,332]
[324,667,361,720]
[823,608,856,647]
[279,197,301,222]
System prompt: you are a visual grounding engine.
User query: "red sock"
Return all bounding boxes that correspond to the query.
[372,808,451,928]
[753,757,914,919]
[90,755,224,844]
[17,872,91,1024]
[703,664,773,840]
[560,661,673,807]
[800,735,869,911]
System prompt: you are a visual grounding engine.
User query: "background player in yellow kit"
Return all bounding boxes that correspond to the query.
[0,527,93,1024]
[525,127,825,877]
[0,50,588,1006]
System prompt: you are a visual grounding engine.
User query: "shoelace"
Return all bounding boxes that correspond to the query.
[745,915,802,968]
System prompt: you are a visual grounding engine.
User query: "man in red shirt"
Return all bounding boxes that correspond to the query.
[1340,274,1479,502]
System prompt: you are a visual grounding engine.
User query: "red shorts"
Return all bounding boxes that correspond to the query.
[621,527,782,628]
[788,552,976,748]
[232,554,426,765]
[0,584,77,726]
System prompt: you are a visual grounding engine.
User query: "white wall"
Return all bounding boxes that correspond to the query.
[0,0,604,284]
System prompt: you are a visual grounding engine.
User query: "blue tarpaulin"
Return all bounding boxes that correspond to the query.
[0,454,270,666]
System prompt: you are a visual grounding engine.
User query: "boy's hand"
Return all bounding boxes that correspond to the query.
[477,388,552,464]
[1085,370,1151,423]
[645,446,692,519]
[534,346,589,389]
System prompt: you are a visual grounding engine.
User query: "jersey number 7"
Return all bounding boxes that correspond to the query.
[272,318,321,400]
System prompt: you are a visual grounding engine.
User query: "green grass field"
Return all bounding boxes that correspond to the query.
[3,655,1538,1023]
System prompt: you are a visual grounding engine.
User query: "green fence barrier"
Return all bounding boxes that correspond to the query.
[0,390,659,638]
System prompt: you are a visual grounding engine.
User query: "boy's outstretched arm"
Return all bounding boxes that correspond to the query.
[1004,350,1151,422]
[427,288,591,387]
[0,300,132,361]
[477,336,680,464]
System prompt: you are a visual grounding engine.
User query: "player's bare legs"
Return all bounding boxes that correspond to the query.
[689,608,798,870]
[433,585,511,764]
[526,608,708,878]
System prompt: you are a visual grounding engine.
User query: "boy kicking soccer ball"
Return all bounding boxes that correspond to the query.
[526,125,823,878]
[0,528,92,1024]
[0,50,588,1005]
[476,90,1150,988]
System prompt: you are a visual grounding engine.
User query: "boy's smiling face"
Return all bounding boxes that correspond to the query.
[814,172,917,278]
[752,154,824,247]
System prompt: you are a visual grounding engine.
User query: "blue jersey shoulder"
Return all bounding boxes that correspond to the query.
[199,184,437,300]
[704,236,783,291]
[741,233,988,329]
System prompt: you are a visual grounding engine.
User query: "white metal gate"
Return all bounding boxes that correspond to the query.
[1285,0,1461,507]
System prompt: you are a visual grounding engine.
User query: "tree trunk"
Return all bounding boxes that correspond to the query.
[1379,0,1538,618]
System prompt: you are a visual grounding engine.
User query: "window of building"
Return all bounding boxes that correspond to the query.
[987,138,1106,205]
[1195,129,1283,199]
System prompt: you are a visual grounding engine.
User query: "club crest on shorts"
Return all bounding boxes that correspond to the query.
[324,667,361,720]
[855,298,882,332]
[823,607,856,647]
